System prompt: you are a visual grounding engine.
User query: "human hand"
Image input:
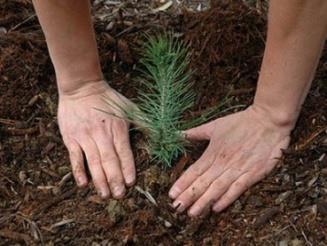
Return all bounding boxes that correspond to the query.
[169,105,293,217]
[57,80,136,199]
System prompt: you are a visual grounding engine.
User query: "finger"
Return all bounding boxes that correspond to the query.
[112,120,136,187]
[66,139,88,187]
[182,120,216,141]
[79,135,111,199]
[212,171,257,213]
[188,169,242,217]
[172,164,225,213]
[94,123,126,199]
[169,146,215,200]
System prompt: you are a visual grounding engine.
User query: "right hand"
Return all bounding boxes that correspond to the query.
[57,80,136,199]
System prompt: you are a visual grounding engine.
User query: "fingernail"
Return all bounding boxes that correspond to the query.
[188,207,199,217]
[99,190,109,199]
[169,187,180,199]
[125,175,135,186]
[78,177,86,186]
[173,200,184,213]
[113,186,125,198]
[212,204,222,213]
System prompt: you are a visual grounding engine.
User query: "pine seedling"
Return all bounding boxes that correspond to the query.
[102,34,226,167]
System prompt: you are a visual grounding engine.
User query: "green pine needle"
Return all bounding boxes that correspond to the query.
[135,34,194,166]
[102,34,228,167]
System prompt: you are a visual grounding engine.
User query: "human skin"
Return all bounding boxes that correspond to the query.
[32,0,327,216]
[32,0,136,199]
[169,0,327,216]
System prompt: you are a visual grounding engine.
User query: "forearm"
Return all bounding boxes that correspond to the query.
[32,0,103,94]
[253,0,327,129]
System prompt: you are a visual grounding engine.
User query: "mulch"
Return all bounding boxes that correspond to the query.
[0,0,326,245]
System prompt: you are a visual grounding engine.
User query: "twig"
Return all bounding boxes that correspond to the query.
[49,219,75,230]
[297,126,327,150]
[9,14,36,32]
[135,185,157,206]
[301,229,313,246]
[32,187,77,220]
[1,127,38,136]
[16,213,44,245]
[0,228,31,244]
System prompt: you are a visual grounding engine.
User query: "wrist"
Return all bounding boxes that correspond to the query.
[249,103,297,132]
[57,78,109,99]
[54,53,103,95]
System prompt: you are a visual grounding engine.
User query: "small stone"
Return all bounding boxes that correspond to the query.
[106,200,125,224]
[164,220,172,228]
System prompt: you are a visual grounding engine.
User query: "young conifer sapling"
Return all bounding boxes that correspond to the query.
[102,34,225,167]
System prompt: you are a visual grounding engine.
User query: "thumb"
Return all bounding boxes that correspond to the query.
[183,120,216,141]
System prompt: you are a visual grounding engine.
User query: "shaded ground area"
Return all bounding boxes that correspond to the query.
[0,0,326,245]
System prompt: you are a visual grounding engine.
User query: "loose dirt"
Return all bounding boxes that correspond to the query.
[0,0,326,245]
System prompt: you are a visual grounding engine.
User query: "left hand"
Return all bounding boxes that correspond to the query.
[169,105,292,217]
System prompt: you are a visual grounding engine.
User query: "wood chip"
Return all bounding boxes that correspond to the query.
[317,200,327,216]
[135,185,157,206]
[253,207,279,228]
[153,1,173,13]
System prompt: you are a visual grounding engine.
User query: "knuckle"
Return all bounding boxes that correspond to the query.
[224,194,235,204]
[233,180,244,189]
[197,176,211,188]
[94,178,107,188]
[71,162,83,174]
[102,154,119,165]
[189,165,202,176]
[109,176,124,186]
[212,179,223,189]
[69,149,80,161]
[118,138,130,147]
[121,163,134,173]
[118,150,132,161]
[186,186,199,198]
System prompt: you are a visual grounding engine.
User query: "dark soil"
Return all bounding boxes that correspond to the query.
[1,0,326,245]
